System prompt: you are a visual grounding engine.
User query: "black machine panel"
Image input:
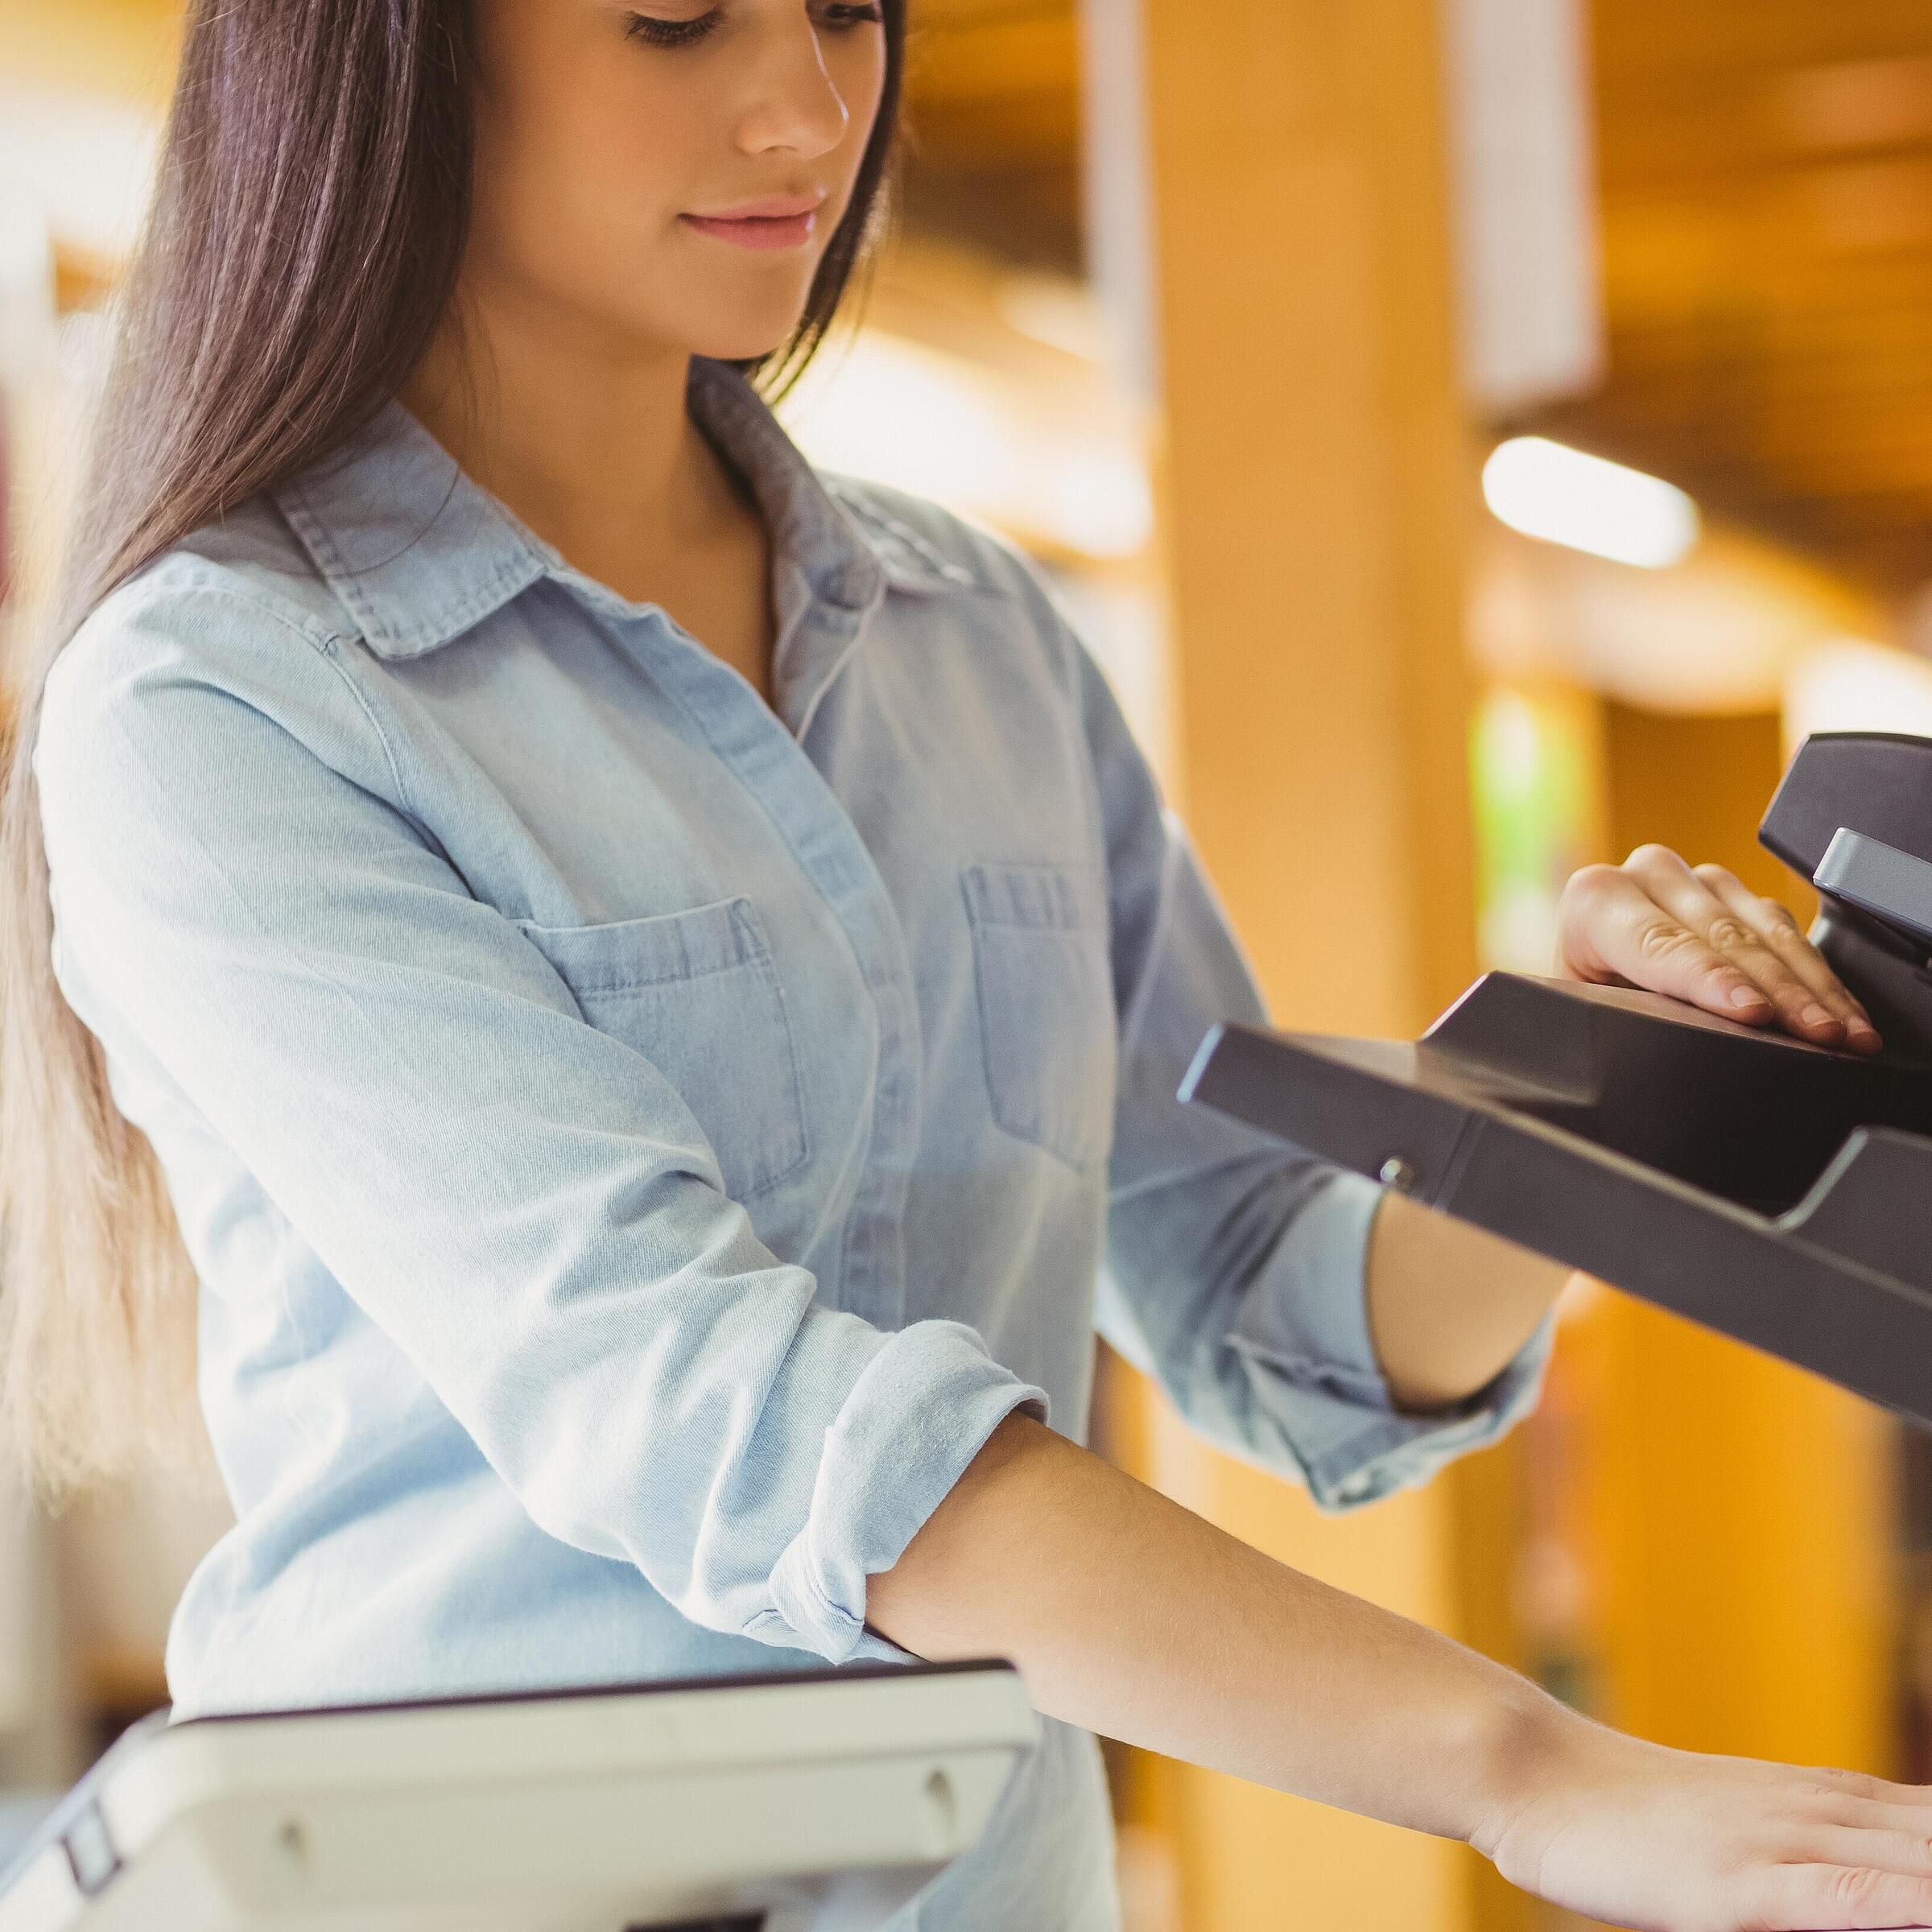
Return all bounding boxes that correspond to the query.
[1178,733,1932,1428]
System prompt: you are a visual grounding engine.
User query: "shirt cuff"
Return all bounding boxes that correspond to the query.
[1228,1171,1554,1511]
[753,1320,1048,1665]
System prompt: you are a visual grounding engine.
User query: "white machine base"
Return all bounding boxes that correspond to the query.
[0,1662,1037,1932]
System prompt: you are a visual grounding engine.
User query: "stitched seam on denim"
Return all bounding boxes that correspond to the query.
[1228,1328,1389,1410]
[128,577,417,823]
[279,477,546,657]
[277,480,406,649]
[525,909,809,1199]
[410,551,546,655]
[1059,633,1121,1007]
[134,568,345,659]
[718,932,811,1199]
[1304,1409,1504,1504]
[535,952,761,996]
[961,878,1099,1174]
[962,859,1108,931]
[1116,821,1187,1065]
[736,906,814,1198]
[312,634,416,821]
[650,671,888,1232]
[823,482,1003,598]
[517,914,761,993]
[1306,1416,1428,1495]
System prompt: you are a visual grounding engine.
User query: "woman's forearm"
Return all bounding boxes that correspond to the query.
[1365,1190,1569,1412]
[867,1410,1558,1843]
[871,1402,1932,1928]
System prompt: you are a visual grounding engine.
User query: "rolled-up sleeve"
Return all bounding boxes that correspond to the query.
[1068,630,1550,1510]
[35,582,1043,1666]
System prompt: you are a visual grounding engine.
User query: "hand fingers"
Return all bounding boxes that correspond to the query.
[1618,847,1861,1050]
[1558,859,1781,1024]
[1691,864,1882,1054]
[1793,1765,1921,1805]
[1806,1786,1932,1835]
[1798,1823,1932,1880]
[1627,847,1843,1044]
[1749,1860,1932,1928]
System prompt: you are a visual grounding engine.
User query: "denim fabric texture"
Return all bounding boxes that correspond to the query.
[34,356,1550,1929]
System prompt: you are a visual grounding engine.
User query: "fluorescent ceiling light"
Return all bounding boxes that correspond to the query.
[1785,637,1932,746]
[1482,436,1699,569]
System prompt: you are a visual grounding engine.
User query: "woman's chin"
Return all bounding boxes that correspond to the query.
[666,283,815,365]
[686,319,810,365]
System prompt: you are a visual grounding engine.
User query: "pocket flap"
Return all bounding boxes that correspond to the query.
[518,897,770,995]
[960,861,1106,933]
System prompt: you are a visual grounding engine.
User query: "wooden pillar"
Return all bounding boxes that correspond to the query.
[1133,2,1480,1040]
[1580,705,1894,1774]
[1082,0,1501,1925]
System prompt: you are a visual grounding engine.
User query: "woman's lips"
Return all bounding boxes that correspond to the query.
[679,209,817,250]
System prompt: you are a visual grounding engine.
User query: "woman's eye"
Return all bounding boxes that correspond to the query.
[624,3,881,48]
[624,8,721,47]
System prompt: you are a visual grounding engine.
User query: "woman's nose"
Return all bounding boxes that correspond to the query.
[733,14,856,159]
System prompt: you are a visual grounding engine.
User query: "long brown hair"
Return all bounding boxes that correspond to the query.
[0,0,906,1496]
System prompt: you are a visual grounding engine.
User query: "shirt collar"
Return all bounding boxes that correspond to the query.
[273,355,962,663]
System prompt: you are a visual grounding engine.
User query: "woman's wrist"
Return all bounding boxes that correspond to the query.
[1454,1672,1596,1858]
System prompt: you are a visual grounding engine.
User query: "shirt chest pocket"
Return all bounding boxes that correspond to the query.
[518,897,811,1203]
[960,861,1118,1172]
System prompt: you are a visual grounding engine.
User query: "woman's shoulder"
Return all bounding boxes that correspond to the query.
[97,496,348,653]
[62,487,339,675]
[39,513,376,800]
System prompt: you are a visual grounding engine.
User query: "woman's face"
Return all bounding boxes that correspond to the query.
[465,0,889,364]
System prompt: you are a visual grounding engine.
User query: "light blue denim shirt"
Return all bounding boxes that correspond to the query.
[35,355,1549,1930]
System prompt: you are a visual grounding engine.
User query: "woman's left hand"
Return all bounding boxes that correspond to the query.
[1556,844,1882,1055]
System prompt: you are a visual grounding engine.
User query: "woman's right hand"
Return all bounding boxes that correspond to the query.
[1476,1707,1932,1930]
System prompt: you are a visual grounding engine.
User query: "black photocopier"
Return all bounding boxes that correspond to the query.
[1180,732,1932,1426]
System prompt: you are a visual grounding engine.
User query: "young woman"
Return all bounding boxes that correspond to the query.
[2,3,1918,1927]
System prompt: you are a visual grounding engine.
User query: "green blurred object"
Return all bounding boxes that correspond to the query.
[1471,688,1595,972]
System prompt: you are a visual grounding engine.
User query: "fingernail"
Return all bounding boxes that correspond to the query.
[1731,985,1772,1010]
[1801,1002,1835,1027]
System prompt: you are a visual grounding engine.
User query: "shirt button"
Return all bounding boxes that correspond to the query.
[1335,1471,1375,1504]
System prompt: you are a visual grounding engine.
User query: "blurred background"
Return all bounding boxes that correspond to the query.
[5,2,1932,1927]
